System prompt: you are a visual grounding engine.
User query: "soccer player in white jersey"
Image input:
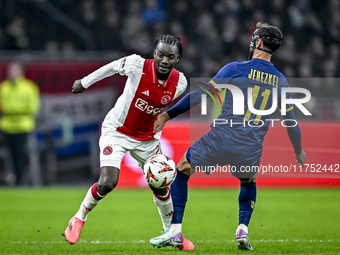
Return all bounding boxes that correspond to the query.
[63,34,194,250]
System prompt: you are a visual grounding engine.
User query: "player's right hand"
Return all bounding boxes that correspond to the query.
[295,150,306,168]
[72,79,86,94]
[154,112,170,133]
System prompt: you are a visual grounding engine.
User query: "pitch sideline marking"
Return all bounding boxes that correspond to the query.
[4,239,339,245]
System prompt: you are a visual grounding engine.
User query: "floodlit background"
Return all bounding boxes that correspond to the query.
[0,0,339,186]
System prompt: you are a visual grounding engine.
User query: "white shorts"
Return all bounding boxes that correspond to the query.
[99,127,161,169]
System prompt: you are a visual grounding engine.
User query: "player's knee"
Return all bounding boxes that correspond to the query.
[97,173,119,194]
[97,166,120,194]
[97,178,118,194]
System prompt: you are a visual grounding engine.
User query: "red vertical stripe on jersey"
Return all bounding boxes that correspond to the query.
[117,59,180,141]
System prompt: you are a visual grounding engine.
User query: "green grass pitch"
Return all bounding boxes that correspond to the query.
[0,187,339,254]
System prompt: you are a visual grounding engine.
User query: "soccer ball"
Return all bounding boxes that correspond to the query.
[143,154,177,188]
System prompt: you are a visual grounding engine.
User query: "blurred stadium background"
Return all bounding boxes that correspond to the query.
[0,0,339,187]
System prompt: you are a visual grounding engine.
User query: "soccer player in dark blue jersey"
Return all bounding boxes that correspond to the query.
[150,22,307,251]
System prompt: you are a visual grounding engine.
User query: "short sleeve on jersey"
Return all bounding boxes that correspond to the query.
[117,54,144,76]
[173,72,187,99]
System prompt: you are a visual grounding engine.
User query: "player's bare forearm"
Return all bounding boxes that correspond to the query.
[72,79,86,94]
[154,112,170,133]
[295,150,306,168]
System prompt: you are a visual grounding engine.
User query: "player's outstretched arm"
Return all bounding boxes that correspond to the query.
[166,84,216,119]
[79,56,134,90]
[154,112,170,133]
[153,84,218,133]
[72,79,86,94]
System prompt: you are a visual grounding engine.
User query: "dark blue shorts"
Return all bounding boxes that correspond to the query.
[187,130,261,180]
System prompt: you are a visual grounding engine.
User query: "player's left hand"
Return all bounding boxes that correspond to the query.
[295,150,306,168]
[154,112,170,133]
[72,79,86,94]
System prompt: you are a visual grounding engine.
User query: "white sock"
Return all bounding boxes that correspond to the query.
[75,183,104,221]
[153,191,173,232]
[170,223,182,235]
[236,224,248,234]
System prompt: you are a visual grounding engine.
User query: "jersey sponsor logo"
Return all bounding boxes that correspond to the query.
[135,98,164,115]
[142,90,149,96]
[103,145,113,155]
[161,95,171,105]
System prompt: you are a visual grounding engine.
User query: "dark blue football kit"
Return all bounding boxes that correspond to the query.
[166,57,302,234]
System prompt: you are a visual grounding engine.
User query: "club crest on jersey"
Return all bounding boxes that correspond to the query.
[103,145,113,155]
[161,95,171,105]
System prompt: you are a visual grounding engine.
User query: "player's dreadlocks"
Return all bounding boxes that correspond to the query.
[154,34,184,58]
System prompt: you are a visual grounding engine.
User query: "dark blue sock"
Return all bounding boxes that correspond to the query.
[170,169,189,224]
[239,182,257,226]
